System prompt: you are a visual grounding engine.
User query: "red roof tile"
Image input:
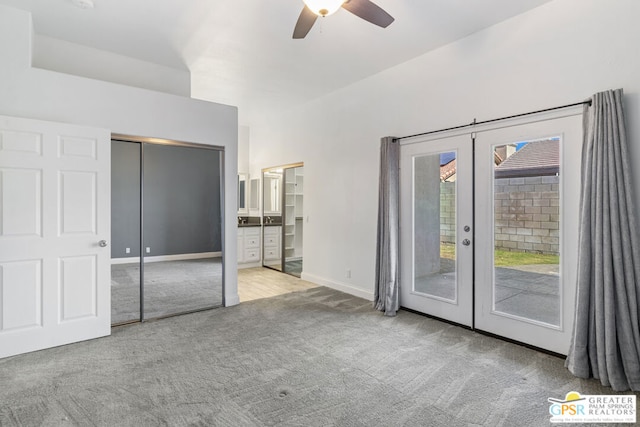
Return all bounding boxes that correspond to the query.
[440,159,456,181]
[495,139,559,178]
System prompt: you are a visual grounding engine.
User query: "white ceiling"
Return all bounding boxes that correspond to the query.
[0,0,552,126]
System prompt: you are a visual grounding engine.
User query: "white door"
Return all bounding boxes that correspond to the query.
[400,134,473,326]
[474,114,581,355]
[0,115,110,359]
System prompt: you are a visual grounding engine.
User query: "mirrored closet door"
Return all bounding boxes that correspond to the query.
[111,140,142,324]
[142,143,223,319]
[283,166,304,276]
[110,138,224,325]
[262,163,304,277]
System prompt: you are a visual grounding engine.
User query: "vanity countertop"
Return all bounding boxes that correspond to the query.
[238,223,261,228]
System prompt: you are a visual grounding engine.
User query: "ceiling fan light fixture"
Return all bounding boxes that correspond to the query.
[302,0,345,17]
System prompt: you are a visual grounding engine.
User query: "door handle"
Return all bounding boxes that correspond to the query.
[462,239,471,246]
[98,240,108,247]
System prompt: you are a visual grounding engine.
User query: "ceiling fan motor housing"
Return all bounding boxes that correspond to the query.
[294,0,394,39]
[303,0,345,17]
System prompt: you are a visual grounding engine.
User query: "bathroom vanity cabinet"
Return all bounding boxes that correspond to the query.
[237,226,261,268]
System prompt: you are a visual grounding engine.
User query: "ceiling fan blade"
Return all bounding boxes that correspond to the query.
[293,6,318,39]
[341,0,394,28]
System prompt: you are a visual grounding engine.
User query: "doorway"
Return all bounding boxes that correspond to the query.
[110,137,224,325]
[399,113,582,355]
[262,163,304,277]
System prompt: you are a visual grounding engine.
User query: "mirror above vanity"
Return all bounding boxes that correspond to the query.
[249,178,259,211]
[262,170,282,215]
[237,173,248,214]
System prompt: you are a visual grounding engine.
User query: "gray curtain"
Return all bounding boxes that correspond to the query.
[374,137,399,316]
[565,89,640,391]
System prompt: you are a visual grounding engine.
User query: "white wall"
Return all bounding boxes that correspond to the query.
[238,125,250,174]
[250,0,640,300]
[33,35,191,97]
[0,5,240,305]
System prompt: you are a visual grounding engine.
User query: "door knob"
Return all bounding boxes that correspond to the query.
[98,240,108,247]
[462,239,471,246]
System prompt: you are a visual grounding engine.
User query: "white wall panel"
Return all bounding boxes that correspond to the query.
[0,260,42,331]
[59,255,96,321]
[33,34,191,97]
[59,171,96,235]
[1,168,41,237]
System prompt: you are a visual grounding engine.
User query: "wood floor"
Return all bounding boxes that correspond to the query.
[237,267,319,302]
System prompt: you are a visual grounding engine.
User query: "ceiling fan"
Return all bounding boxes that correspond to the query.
[293,0,394,39]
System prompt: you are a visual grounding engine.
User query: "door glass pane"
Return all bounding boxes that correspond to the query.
[111,140,141,324]
[492,139,561,326]
[142,144,223,319]
[413,151,457,301]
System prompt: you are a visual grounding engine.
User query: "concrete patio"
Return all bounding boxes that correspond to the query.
[414,261,560,325]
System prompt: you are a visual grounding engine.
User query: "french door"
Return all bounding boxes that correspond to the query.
[400,134,473,326]
[400,113,582,355]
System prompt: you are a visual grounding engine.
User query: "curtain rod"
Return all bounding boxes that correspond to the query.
[393,99,592,142]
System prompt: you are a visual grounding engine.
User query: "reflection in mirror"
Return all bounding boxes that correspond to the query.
[110,140,223,325]
[142,143,223,320]
[263,171,282,214]
[238,173,247,213]
[111,140,141,325]
[283,166,304,277]
[249,178,259,210]
[262,163,304,276]
[263,168,283,271]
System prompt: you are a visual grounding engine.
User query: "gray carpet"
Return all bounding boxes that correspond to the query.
[0,286,636,426]
[111,258,223,324]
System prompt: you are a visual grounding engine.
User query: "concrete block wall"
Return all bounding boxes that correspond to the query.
[439,176,560,255]
[494,176,560,255]
[440,182,456,244]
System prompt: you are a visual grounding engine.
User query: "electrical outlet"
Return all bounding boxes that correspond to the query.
[125,247,130,254]
[346,269,351,279]
[146,247,151,253]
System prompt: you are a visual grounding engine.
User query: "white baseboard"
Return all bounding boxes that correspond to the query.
[301,272,374,301]
[111,252,222,265]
